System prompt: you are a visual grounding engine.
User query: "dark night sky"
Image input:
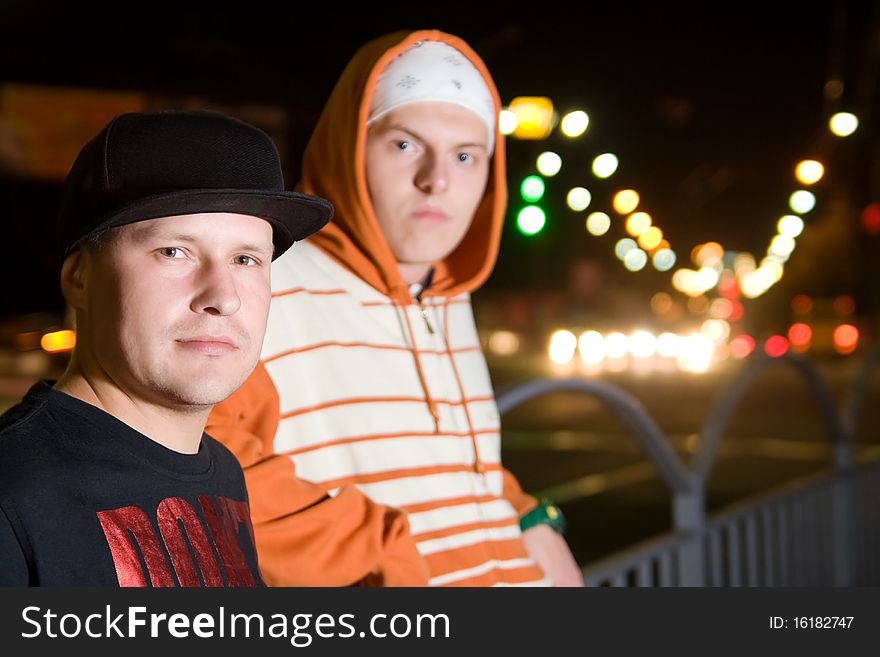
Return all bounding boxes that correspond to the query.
[1,0,877,325]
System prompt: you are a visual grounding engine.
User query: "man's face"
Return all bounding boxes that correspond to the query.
[364,102,491,272]
[76,212,274,410]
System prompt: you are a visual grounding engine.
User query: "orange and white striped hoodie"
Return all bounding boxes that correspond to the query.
[208,30,549,587]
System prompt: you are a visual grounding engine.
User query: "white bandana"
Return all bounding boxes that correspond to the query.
[368,40,496,154]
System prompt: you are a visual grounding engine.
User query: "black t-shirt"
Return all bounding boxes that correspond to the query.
[0,381,264,587]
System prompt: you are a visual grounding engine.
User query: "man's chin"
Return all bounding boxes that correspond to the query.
[154,369,251,410]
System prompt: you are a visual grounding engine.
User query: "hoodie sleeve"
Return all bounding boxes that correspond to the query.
[500,466,539,518]
[206,362,430,586]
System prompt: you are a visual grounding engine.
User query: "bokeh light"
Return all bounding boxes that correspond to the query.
[623,248,648,271]
[833,324,859,355]
[548,329,577,364]
[764,335,790,358]
[612,189,640,214]
[536,151,563,177]
[592,153,619,178]
[586,212,611,236]
[652,248,676,271]
[566,187,592,211]
[795,160,824,185]
[560,110,590,137]
[829,112,858,137]
[625,211,652,237]
[520,175,545,202]
[517,206,546,235]
[789,190,816,214]
[498,109,518,135]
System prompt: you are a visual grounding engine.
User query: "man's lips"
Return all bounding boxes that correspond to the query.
[412,207,448,221]
[176,336,238,355]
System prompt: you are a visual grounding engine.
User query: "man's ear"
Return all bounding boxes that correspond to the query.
[59,249,89,311]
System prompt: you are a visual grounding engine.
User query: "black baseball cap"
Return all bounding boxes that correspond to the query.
[57,110,333,260]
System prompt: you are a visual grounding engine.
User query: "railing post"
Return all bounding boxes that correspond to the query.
[673,473,705,586]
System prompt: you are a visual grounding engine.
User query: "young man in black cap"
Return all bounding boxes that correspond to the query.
[0,110,334,586]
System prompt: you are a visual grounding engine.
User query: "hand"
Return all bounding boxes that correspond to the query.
[521,524,584,587]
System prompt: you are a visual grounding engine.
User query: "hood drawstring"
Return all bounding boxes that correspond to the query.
[398,298,441,433]
[391,276,440,433]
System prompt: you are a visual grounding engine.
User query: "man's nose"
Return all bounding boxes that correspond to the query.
[190,260,241,316]
[415,154,449,194]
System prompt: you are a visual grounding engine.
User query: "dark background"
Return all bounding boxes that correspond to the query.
[1,0,878,334]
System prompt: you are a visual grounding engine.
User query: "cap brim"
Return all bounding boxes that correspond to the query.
[71,189,333,260]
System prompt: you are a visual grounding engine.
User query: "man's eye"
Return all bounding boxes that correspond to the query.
[159,247,184,258]
[235,255,257,266]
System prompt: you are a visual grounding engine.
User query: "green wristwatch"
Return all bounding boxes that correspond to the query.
[519,499,567,535]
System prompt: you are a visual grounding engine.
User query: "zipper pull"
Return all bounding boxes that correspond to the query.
[419,301,435,334]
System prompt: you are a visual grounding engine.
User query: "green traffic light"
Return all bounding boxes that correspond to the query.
[520,175,545,202]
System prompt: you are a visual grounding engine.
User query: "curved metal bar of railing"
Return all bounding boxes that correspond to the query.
[496,377,694,495]
[841,341,880,444]
[693,352,847,479]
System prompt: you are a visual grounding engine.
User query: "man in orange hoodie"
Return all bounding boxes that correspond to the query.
[208,30,582,586]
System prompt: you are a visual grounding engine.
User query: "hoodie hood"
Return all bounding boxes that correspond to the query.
[298,30,506,305]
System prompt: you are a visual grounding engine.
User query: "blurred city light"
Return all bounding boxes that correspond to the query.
[638,226,663,251]
[612,189,640,214]
[656,332,682,358]
[509,96,555,139]
[629,330,657,358]
[679,334,713,373]
[788,323,812,352]
[795,160,824,185]
[728,299,745,322]
[548,329,577,364]
[769,235,796,258]
[777,214,804,238]
[592,153,619,178]
[701,319,730,342]
[829,112,858,137]
[520,175,545,202]
[834,295,856,316]
[693,242,724,267]
[730,334,756,359]
[498,109,518,135]
[718,274,740,299]
[560,110,590,137]
[615,237,638,260]
[789,190,816,213]
[652,248,676,271]
[605,332,630,359]
[625,211,652,237]
[764,335,790,358]
[791,294,813,315]
[651,292,674,316]
[578,330,606,364]
[623,248,648,271]
[586,211,611,236]
[536,151,563,177]
[833,324,859,355]
[709,298,733,319]
[488,330,520,356]
[41,329,76,354]
[695,266,720,291]
[687,295,710,314]
[862,203,880,234]
[566,187,592,211]
[517,206,546,235]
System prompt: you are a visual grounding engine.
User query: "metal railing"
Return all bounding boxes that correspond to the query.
[497,346,880,586]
